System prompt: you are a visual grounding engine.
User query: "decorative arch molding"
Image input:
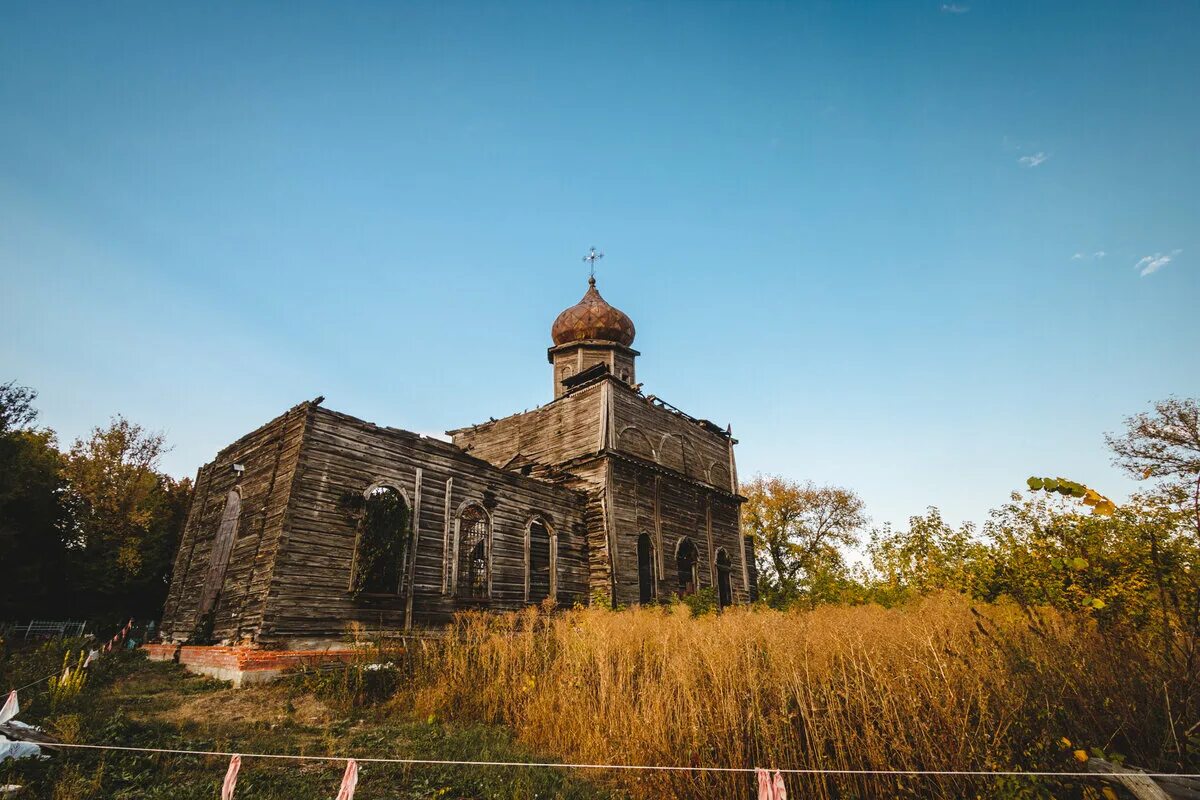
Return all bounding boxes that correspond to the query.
[706,461,731,491]
[363,480,412,508]
[674,535,697,559]
[617,425,657,461]
[454,497,494,521]
[523,513,558,603]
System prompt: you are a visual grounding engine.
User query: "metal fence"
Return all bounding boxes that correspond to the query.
[0,620,89,640]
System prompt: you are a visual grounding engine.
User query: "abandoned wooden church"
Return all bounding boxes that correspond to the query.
[160,271,756,645]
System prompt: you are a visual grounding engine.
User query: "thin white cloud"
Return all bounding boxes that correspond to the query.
[1136,249,1182,277]
[1072,252,1084,260]
[1018,152,1048,167]
[941,3,969,13]
[1094,250,1106,259]
[1072,250,1106,262]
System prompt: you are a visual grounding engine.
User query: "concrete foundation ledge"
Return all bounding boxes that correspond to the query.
[141,643,361,688]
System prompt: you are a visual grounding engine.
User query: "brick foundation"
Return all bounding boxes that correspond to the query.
[142,643,361,687]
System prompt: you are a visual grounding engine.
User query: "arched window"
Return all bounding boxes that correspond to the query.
[457,504,490,598]
[637,532,656,604]
[199,488,241,616]
[715,548,733,609]
[526,517,554,603]
[351,485,411,596]
[676,537,699,597]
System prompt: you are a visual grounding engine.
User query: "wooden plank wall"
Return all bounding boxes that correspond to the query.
[259,407,590,639]
[607,380,750,604]
[160,402,312,643]
[609,458,749,606]
[611,383,735,493]
[449,381,605,471]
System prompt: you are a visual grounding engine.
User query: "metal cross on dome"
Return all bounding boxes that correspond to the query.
[582,247,604,280]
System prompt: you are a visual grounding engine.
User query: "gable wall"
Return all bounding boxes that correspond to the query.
[160,402,311,643]
[450,381,604,473]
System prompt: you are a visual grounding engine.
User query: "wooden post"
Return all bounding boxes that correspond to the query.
[441,477,453,594]
[404,469,423,631]
[704,494,715,588]
[1087,758,1173,800]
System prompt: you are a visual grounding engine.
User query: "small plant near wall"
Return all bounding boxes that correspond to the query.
[48,650,88,711]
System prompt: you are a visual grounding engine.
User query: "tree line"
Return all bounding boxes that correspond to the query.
[746,397,1200,613]
[0,381,192,624]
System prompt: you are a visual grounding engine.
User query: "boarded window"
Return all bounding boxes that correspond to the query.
[458,505,489,598]
[198,489,241,616]
[715,548,733,608]
[352,486,411,596]
[637,532,656,604]
[527,519,552,603]
[676,538,699,596]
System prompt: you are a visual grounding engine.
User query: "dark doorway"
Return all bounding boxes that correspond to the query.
[528,520,552,602]
[676,538,699,596]
[716,548,733,608]
[637,533,656,604]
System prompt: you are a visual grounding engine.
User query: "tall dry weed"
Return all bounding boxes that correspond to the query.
[396,595,1176,798]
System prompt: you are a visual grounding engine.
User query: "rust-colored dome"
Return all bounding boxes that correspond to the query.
[551,277,636,347]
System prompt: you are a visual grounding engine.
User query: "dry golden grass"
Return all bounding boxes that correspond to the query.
[397,594,1166,799]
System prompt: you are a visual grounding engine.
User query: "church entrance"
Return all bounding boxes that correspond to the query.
[637,533,656,604]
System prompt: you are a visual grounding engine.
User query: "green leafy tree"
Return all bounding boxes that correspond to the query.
[0,382,71,619]
[742,475,867,607]
[1106,396,1200,536]
[61,416,192,619]
[867,508,990,605]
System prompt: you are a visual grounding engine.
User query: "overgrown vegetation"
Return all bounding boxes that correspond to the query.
[386,399,1200,798]
[395,597,1193,799]
[0,638,614,799]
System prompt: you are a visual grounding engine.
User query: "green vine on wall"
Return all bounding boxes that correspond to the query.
[341,488,411,598]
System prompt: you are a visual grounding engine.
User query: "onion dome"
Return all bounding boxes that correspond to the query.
[551,276,636,347]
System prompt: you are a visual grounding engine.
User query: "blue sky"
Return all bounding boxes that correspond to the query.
[2,1,1197,533]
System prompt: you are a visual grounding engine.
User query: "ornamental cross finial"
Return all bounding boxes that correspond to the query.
[582,247,604,283]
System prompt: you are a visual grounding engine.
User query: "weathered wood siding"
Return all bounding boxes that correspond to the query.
[160,402,311,643]
[450,381,605,472]
[611,383,735,493]
[607,458,749,606]
[259,407,589,639]
[453,376,752,606]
